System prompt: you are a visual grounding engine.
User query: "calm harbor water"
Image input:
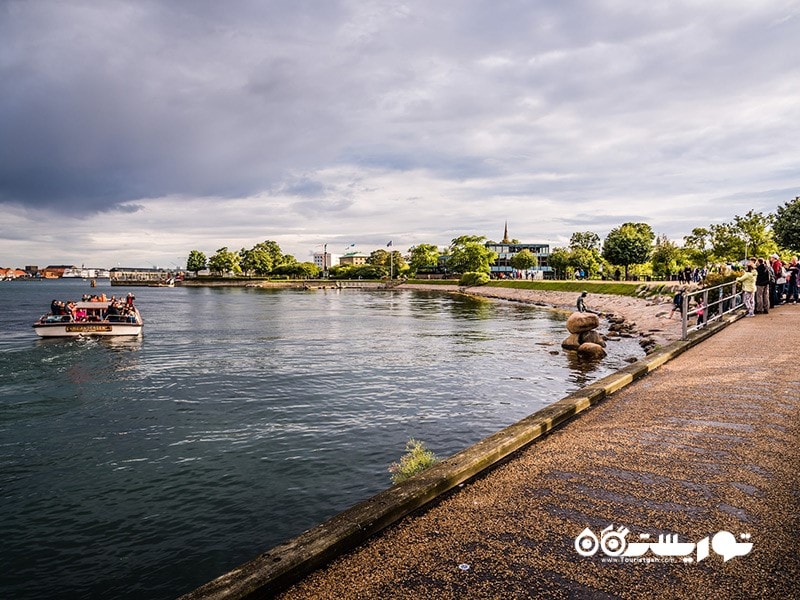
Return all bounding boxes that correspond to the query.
[0,279,641,599]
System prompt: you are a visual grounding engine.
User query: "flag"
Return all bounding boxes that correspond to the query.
[386,240,393,247]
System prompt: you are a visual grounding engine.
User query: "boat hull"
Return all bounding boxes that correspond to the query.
[33,322,143,337]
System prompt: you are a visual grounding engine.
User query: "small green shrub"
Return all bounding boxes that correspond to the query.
[459,271,490,286]
[389,438,439,484]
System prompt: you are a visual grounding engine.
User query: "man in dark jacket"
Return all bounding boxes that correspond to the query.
[755,258,771,314]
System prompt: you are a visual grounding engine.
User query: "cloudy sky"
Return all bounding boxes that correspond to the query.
[1,0,799,268]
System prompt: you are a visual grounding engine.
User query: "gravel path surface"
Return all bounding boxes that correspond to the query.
[280,304,800,599]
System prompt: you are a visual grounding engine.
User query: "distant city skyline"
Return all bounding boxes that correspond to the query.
[2,1,798,269]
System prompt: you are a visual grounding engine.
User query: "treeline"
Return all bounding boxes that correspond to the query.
[550,197,800,280]
[185,196,800,280]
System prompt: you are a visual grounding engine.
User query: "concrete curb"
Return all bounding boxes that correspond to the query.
[180,312,742,600]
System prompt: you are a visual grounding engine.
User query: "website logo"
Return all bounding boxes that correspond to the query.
[574,525,753,563]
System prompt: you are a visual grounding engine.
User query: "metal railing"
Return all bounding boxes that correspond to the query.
[681,280,743,339]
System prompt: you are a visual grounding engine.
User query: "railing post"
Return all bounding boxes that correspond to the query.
[682,292,689,339]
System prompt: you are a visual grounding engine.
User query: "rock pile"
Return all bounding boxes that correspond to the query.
[606,313,659,354]
[561,312,607,359]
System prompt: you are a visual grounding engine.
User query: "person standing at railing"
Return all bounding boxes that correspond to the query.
[736,264,757,317]
[695,298,705,327]
[771,254,785,305]
[786,257,799,304]
[755,258,771,314]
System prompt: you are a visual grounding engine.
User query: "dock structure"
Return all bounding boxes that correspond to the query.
[185,306,800,599]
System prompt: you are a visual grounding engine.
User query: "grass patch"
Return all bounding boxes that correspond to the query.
[389,439,439,484]
[406,278,683,298]
[486,280,642,296]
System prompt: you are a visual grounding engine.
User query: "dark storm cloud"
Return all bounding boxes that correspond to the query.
[0,0,351,212]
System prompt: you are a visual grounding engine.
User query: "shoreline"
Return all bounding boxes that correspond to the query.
[399,283,683,350]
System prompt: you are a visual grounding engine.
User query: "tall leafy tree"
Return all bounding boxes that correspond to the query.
[773,196,800,253]
[367,249,408,275]
[547,247,571,279]
[569,231,601,252]
[239,240,286,276]
[650,234,681,278]
[568,247,600,278]
[602,222,654,280]
[408,244,441,273]
[683,227,713,266]
[186,250,207,274]
[733,210,776,259]
[568,231,602,277]
[208,247,241,275]
[708,223,741,262]
[708,211,776,261]
[447,235,497,274]
[273,261,320,278]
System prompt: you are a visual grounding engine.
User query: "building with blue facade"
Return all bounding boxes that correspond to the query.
[485,223,553,279]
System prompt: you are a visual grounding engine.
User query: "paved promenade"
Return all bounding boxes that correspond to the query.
[280,306,800,599]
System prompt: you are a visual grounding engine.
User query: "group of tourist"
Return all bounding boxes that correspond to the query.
[736,254,799,317]
[48,293,137,322]
[665,254,798,327]
[677,266,707,284]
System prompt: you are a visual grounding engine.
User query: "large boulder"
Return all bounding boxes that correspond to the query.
[579,330,606,347]
[566,312,600,334]
[561,333,582,350]
[577,342,607,359]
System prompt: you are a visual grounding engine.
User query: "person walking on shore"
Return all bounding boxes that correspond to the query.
[669,288,685,319]
[755,258,771,314]
[736,265,757,317]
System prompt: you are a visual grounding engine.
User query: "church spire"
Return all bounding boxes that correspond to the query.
[502,221,510,244]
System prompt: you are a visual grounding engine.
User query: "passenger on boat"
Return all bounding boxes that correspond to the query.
[105,301,121,322]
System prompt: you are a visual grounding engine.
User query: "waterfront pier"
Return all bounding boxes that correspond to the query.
[186,305,799,599]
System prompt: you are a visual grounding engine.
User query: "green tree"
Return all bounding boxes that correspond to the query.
[568,247,600,278]
[708,223,741,262]
[568,231,602,278]
[329,264,386,279]
[569,231,601,252]
[186,250,207,274]
[602,222,654,280]
[447,235,497,274]
[208,247,241,275]
[408,243,441,273]
[708,211,776,262]
[547,247,571,279]
[368,249,390,266]
[510,248,538,271]
[733,210,776,259]
[683,227,713,266]
[368,249,408,277]
[773,196,800,253]
[650,234,681,278]
[273,261,320,278]
[239,240,284,276]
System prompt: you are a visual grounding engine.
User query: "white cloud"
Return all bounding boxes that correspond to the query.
[1,0,799,267]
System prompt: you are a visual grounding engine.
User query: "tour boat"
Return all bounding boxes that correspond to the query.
[33,300,143,337]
